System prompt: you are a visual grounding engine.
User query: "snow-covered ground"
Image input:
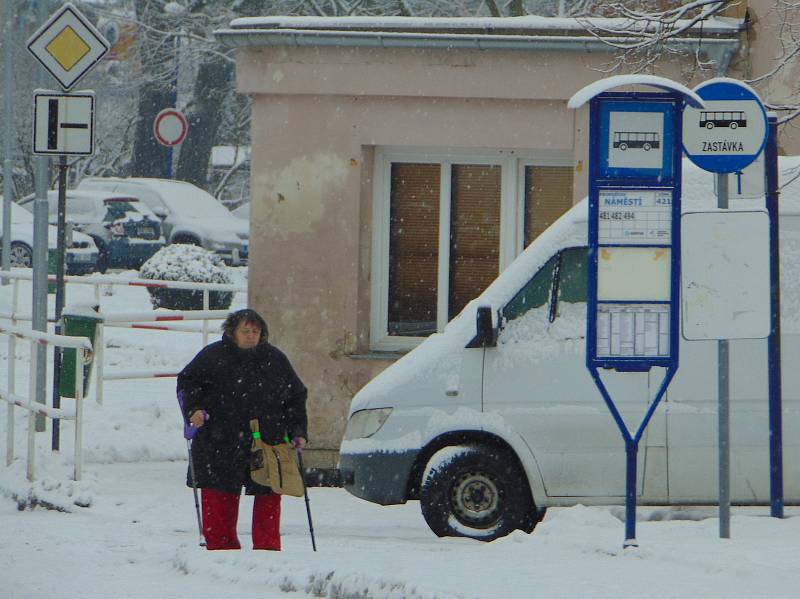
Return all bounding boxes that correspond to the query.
[1,269,799,598]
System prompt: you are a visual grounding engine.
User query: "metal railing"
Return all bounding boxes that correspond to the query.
[0,322,92,481]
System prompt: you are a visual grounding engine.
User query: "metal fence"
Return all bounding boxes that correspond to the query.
[0,321,92,481]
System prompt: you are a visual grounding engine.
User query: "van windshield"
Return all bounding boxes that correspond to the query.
[503,247,587,323]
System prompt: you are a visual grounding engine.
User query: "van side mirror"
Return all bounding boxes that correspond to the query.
[467,305,497,348]
[152,207,168,219]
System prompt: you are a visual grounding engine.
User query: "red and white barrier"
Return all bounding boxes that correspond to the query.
[101,310,230,323]
[0,270,247,408]
[103,370,177,381]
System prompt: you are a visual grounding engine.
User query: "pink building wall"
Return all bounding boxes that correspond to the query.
[231,11,797,466]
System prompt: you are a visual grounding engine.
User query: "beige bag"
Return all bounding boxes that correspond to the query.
[249,419,304,497]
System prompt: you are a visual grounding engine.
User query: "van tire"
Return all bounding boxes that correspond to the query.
[419,445,534,541]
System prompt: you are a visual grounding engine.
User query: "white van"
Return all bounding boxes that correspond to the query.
[339,160,800,541]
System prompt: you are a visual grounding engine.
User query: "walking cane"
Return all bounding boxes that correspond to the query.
[296,448,317,551]
[187,439,206,547]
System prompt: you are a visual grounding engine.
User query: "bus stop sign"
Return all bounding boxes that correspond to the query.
[682,78,768,174]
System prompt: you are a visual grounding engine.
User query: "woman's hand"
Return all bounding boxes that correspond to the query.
[291,436,307,450]
[189,410,208,428]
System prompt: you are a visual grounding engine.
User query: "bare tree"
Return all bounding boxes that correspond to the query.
[576,0,737,73]
[745,0,800,125]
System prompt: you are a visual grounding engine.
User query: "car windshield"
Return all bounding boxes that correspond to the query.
[153,183,232,220]
[104,200,141,221]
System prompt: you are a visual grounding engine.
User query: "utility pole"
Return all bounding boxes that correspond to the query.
[32,0,50,431]
[2,0,14,281]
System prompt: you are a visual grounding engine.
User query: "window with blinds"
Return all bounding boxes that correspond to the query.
[524,166,575,247]
[375,151,574,348]
[449,165,501,320]
[388,163,440,336]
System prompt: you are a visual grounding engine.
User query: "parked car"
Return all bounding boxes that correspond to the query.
[19,190,165,273]
[0,200,98,274]
[76,177,249,265]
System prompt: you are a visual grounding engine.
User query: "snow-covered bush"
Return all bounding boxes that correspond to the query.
[139,244,233,310]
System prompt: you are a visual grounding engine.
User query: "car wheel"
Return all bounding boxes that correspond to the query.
[9,242,33,268]
[419,445,535,541]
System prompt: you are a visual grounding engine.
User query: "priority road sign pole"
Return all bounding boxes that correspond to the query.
[51,155,68,451]
[31,0,51,434]
[28,2,108,440]
[2,1,13,283]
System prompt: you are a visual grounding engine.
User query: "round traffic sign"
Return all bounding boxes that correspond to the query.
[153,108,188,147]
[682,78,767,173]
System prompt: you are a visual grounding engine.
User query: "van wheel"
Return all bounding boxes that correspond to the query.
[419,445,535,541]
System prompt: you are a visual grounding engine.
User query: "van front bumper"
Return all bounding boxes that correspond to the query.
[339,449,420,505]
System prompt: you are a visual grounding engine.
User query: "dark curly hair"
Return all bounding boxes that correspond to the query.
[221,309,269,345]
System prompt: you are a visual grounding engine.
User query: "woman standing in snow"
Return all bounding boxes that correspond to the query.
[178,308,308,550]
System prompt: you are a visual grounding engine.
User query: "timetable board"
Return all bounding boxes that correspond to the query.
[596,304,670,358]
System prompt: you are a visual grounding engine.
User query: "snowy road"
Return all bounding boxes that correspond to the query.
[3,457,800,599]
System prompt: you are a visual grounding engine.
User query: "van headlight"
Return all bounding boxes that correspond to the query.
[344,408,392,440]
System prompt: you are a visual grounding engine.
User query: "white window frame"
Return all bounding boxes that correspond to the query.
[371,147,573,352]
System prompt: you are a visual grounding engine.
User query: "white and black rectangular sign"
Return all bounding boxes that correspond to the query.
[33,90,95,156]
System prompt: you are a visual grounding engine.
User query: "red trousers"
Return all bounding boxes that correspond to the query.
[201,488,281,550]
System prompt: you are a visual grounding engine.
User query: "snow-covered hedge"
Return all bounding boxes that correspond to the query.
[139,244,233,310]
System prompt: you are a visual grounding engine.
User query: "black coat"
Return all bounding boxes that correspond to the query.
[177,337,308,495]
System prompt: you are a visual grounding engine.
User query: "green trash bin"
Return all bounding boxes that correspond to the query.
[59,304,102,399]
[47,249,59,294]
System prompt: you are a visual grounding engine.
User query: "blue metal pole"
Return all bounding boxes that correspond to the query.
[765,115,784,518]
[624,439,638,546]
[166,147,173,179]
[165,33,179,179]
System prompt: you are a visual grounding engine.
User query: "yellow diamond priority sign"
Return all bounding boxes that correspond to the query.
[27,3,110,91]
